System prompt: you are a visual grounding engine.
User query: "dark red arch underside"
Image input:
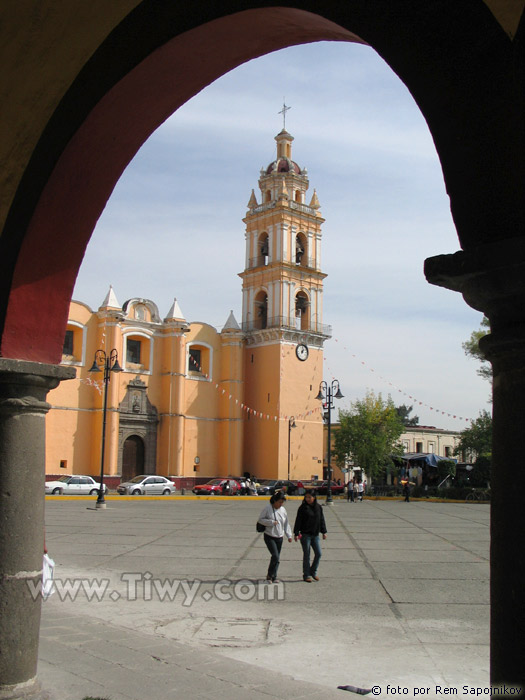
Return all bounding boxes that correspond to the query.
[1,8,361,363]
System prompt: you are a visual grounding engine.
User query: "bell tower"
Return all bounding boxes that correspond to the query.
[240,128,330,480]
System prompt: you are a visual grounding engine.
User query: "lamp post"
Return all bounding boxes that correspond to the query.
[88,349,122,509]
[287,416,296,481]
[316,379,343,505]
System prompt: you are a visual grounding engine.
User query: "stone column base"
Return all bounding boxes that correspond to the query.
[0,359,75,699]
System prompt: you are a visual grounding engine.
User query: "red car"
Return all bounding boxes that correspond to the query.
[305,480,345,495]
[192,478,241,495]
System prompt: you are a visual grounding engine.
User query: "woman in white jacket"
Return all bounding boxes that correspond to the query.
[258,491,293,582]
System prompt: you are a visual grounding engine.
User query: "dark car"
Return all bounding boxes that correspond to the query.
[256,479,298,496]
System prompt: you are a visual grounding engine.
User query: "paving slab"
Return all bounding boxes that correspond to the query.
[37,498,495,699]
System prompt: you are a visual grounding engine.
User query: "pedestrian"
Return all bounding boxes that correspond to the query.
[258,491,293,582]
[357,480,364,501]
[222,480,230,496]
[401,477,411,502]
[346,479,354,503]
[293,491,327,582]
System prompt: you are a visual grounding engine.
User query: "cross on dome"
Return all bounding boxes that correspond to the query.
[278,99,291,130]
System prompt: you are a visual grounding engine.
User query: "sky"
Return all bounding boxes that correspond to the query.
[73,40,490,432]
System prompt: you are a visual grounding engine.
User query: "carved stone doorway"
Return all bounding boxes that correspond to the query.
[118,378,158,477]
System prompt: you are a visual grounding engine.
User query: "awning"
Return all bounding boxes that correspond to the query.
[396,452,457,468]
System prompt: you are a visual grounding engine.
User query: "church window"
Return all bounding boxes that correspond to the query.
[187,344,211,379]
[127,339,141,364]
[61,323,85,364]
[265,190,271,202]
[295,190,301,203]
[124,334,152,372]
[188,348,201,373]
[63,330,73,355]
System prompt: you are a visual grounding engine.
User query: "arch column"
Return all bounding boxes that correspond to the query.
[0,359,75,699]
[425,237,525,689]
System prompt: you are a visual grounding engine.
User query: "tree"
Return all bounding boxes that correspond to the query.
[462,316,492,382]
[395,404,419,427]
[454,409,492,463]
[333,391,405,479]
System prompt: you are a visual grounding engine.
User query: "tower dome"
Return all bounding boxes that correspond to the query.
[265,129,303,175]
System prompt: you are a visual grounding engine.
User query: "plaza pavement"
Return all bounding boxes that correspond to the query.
[38,496,491,700]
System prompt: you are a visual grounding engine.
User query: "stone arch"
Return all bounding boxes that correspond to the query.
[2,3,521,365]
[0,2,523,691]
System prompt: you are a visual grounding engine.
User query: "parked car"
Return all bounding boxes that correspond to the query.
[117,475,176,495]
[256,479,299,496]
[192,478,242,495]
[45,475,107,495]
[304,480,345,495]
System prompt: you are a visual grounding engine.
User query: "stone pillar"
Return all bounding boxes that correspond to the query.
[425,238,525,689]
[0,359,75,699]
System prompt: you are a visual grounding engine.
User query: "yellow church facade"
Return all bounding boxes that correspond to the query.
[45,129,331,485]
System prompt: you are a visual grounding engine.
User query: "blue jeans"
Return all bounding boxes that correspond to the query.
[264,534,283,580]
[301,534,322,578]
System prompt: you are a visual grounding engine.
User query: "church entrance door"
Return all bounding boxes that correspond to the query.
[122,435,145,481]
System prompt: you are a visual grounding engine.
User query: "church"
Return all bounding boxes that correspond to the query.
[45,128,331,486]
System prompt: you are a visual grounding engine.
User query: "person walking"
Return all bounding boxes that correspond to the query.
[293,491,327,582]
[346,479,354,503]
[258,491,292,582]
[357,480,364,501]
[401,476,412,502]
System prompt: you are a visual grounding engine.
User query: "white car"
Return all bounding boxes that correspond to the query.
[45,475,107,495]
[117,475,176,495]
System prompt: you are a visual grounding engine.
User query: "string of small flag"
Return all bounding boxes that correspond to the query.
[326,337,472,423]
[189,350,322,423]
[78,333,471,423]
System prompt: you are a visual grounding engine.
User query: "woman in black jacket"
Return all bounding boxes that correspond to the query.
[293,491,327,582]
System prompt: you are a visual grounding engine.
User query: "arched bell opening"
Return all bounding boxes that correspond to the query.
[254,290,268,330]
[295,291,310,331]
[295,232,307,266]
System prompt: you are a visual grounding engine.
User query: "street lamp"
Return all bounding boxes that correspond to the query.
[316,379,343,505]
[287,416,296,481]
[88,349,122,509]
